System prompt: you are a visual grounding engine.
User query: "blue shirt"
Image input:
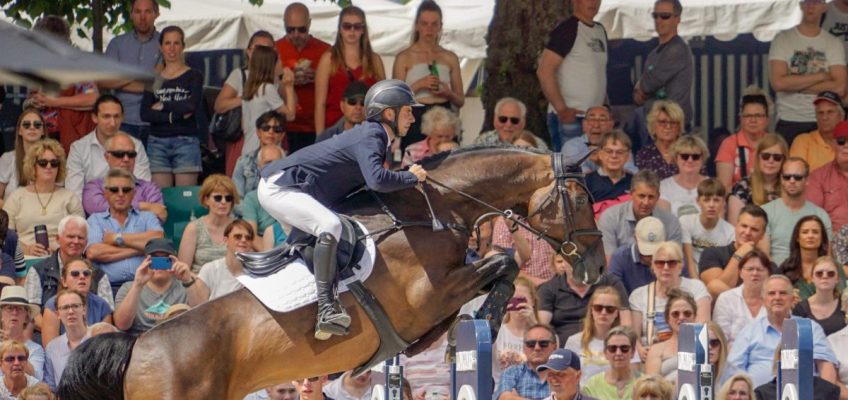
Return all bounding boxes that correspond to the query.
[562,134,637,174]
[105,30,161,126]
[43,333,89,391]
[87,209,163,285]
[494,363,549,400]
[727,315,838,388]
[607,243,679,295]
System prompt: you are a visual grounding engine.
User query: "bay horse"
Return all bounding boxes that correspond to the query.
[58,146,605,400]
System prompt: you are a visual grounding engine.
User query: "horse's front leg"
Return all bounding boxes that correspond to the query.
[468,253,519,340]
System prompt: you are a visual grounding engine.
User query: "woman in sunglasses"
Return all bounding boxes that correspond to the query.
[716,89,772,191]
[635,100,687,180]
[314,6,385,134]
[705,321,734,386]
[40,259,112,347]
[241,46,295,159]
[493,277,538,382]
[726,133,787,225]
[644,288,698,383]
[179,220,254,303]
[43,289,90,391]
[0,341,39,398]
[178,175,238,273]
[234,111,288,198]
[656,135,709,217]
[582,326,639,400]
[780,215,841,301]
[3,139,83,256]
[713,249,770,349]
[0,109,46,208]
[792,257,846,335]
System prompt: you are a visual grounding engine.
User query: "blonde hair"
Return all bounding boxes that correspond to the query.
[199,174,240,207]
[633,375,674,400]
[243,46,278,101]
[716,373,753,400]
[707,321,728,382]
[646,100,685,140]
[22,138,66,184]
[19,383,55,400]
[750,133,788,205]
[0,340,30,360]
[579,286,622,355]
[669,134,710,160]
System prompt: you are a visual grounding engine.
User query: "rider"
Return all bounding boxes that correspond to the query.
[258,80,428,340]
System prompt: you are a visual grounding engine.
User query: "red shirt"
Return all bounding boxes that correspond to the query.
[807,160,848,232]
[275,36,330,133]
[325,64,377,128]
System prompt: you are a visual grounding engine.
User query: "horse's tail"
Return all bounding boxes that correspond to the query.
[57,332,137,400]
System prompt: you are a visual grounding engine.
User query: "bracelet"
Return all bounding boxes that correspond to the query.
[181,277,196,288]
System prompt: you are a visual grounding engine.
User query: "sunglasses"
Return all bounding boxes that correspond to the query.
[341,22,365,31]
[678,153,701,161]
[653,259,679,268]
[498,116,521,125]
[708,338,722,349]
[656,119,679,127]
[69,270,93,278]
[782,173,805,182]
[286,26,308,34]
[21,121,44,130]
[837,137,847,146]
[106,186,134,194]
[212,194,235,203]
[605,344,631,354]
[108,150,138,159]
[652,12,675,20]
[259,125,285,133]
[2,355,26,363]
[524,340,552,349]
[814,270,838,278]
[670,309,694,319]
[232,233,254,242]
[759,152,784,162]
[345,98,365,106]
[36,159,60,168]
[592,304,617,314]
[58,303,84,312]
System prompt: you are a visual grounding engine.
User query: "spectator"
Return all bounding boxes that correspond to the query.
[18,383,55,400]
[178,175,237,273]
[536,0,607,151]
[726,133,787,225]
[769,0,846,146]
[0,109,46,208]
[632,375,674,400]
[597,169,682,261]
[262,222,288,254]
[494,324,556,400]
[43,289,90,391]
[0,211,24,280]
[241,46,295,159]
[752,345,841,400]
[66,95,150,199]
[635,101,687,179]
[39,258,111,347]
[793,256,846,335]
[86,168,164,291]
[713,249,770,348]
[535,348,593,400]
[0,286,44,380]
[643,288,696,384]
[728,274,839,387]
[706,321,733,386]
[401,106,460,168]
[781,215,838,300]
[630,242,710,360]
[102,0,162,142]
[323,371,372,400]
[763,157,832,265]
[0,341,40,398]
[581,326,638,400]
[539,253,630,346]
[474,98,548,150]
[314,6,385,134]
[315,81,368,142]
[716,374,754,400]
[233,111,287,198]
[629,0,693,151]
[564,288,634,387]
[394,0,464,148]
[563,106,638,174]
[492,215,554,286]
[823,0,848,54]
[512,131,542,149]
[140,25,206,188]
[790,92,844,171]
[699,204,770,298]
[680,178,735,278]
[82,132,165,221]
[656,135,709,217]
[494,277,538,382]
[246,382,298,400]
[400,332,452,400]
[275,3,331,152]
[242,146,285,250]
[807,122,848,232]
[716,90,772,191]
[836,225,848,268]
[4,139,83,257]
[585,131,633,207]
[607,216,667,295]
[113,238,191,334]
[180,220,253,304]
[827,299,848,394]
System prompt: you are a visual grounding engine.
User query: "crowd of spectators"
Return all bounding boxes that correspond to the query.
[1,0,848,398]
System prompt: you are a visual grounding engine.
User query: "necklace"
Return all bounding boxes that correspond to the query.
[34,184,55,216]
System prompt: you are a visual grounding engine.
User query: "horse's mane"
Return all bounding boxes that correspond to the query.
[416,144,550,171]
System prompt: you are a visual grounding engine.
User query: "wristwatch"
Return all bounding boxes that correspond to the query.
[732,253,743,262]
[182,277,197,288]
[115,233,125,247]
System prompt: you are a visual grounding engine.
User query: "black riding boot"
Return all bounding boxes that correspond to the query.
[313,232,351,340]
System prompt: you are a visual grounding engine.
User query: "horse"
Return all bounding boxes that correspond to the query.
[58,146,605,400]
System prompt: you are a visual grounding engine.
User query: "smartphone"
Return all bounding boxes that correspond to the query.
[506,296,527,312]
[150,256,172,270]
[34,225,49,249]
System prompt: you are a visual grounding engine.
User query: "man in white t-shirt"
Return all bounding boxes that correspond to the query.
[769,0,847,145]
[822,0,848,60]
[680,178,734,279]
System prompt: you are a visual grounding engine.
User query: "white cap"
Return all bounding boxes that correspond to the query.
[634,217,666,256]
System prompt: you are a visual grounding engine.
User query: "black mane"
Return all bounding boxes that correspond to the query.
[416,144,551,170]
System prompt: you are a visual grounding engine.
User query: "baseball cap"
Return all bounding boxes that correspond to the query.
[144,238,176,256]
[343,80,368,100]
[536,349,581,372]
[635,217,666,256]
[814,91,841,107]
[834,120,848,139]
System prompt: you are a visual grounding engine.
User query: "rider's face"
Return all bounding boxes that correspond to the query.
[395,106,415,137]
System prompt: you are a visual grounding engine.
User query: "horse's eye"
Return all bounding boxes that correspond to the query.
[575,196,588,207]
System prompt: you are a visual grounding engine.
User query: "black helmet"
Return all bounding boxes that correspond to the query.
[364,79,422,121]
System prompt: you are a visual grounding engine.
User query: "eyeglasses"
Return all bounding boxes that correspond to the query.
[653,259,679,268]
[212,194,234,203]
[708,338,722,349]
[602,148,627,157]
[58,303,84,312]
[231,233,253,242]
[782,173,806,181]
[106,186,134,194]
[759,152,785,162]
[341,22,365,31]
[498,116,521,125]
[36,159,60,168]
[836,137,848,146]
[592,304,617,314]
[2,355,26,363]
[286,26,308,34]
[655,119,679,127]
[814,270,838,278]
[741,113,767,119]
[259,125,285,133]
[605,344,631,354]
[21,121,43,130]
[524,340,552,349]
[670,309,694,319]
[345,98,365,106]
[69,270,92,278]
[678,153,701,161]
[741,266,768,273]
[108,150,138,159]
[652,12,675,20]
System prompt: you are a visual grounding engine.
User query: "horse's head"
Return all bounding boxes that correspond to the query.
[527,154,606,285]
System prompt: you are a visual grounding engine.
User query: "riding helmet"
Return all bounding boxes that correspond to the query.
[364,79,423,122]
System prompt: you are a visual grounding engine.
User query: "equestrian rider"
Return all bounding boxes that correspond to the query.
[258,80,428,340]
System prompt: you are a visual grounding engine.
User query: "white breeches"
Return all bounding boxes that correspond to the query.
[258,172,343,240]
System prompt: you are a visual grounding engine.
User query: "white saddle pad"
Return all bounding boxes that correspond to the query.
[237,221,377,313]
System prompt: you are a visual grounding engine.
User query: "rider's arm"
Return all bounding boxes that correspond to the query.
[354,136,419,192]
